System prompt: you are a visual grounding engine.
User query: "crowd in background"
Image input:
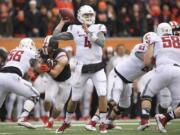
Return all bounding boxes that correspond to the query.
[0,0,179,38]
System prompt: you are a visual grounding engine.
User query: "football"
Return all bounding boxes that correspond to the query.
[59,8,75,23]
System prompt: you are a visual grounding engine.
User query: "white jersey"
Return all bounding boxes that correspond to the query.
[152,35,180,66]
[115,43,148,82]
[67,24,107,64]
[4,48,36,76]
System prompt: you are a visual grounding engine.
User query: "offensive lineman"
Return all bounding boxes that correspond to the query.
[0,38,41,128]
[137,22,180,133]
[86,34,156,130]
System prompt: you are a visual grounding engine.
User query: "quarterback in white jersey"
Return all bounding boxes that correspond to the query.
[0,38,41,129]
[67,24,106,64]
[52,5,108,133]
[137,22,180,133]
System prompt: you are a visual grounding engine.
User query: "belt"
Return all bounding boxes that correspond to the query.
[0,66,23,77]
[173,64,180,67]
[114,68,132,83]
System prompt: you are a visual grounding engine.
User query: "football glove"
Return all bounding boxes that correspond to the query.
[46,58,56,68]
[40,64,51,73]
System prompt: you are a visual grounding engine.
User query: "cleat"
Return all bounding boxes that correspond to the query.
[84,120,97,131]
[45,121,54,128]
[155,114,167,133]
[106,123,122,130]
[137,119,150,131]
[99,122,107,133]
[17,117,36,129]
[56,122,70,133]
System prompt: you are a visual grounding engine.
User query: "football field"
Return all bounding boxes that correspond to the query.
[0,119,180,135]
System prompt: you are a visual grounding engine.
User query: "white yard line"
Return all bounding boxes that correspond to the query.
[0,133,15,135]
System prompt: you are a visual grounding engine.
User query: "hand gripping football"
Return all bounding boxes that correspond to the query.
[59,8,75,23]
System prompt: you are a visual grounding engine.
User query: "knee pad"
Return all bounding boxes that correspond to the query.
[24,99,36,112]
[108,99,117,110]
[141,95,152,102]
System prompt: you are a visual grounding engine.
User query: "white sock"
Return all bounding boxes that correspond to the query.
[19,111,29,118]
[92,115,100,123]
[105,119,113,125]
[99,112,107,123]
[49,117,54,122]
[64,112,73,124]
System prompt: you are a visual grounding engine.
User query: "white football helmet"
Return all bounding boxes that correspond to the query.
[77,5,96,25]
[143,32,158,44]
[19,38,36,52]
[156,22,172,36]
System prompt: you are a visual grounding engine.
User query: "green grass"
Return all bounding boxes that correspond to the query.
[0,119,180,135]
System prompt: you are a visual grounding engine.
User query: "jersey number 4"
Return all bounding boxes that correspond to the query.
[162,36,180,48]
[84,37,92,48]
[8,50,24,61]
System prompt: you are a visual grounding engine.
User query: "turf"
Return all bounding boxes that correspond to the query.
[0,119,179,135]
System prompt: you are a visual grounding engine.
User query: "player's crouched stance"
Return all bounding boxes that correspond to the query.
[138,23,180,133]
[0,38,44,129]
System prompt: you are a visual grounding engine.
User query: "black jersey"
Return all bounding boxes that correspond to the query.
[52,48,71,82]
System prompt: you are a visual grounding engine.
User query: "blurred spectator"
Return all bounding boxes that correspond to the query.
[54,0,74,10]
[171,5,180,23]
[159,4,171,22]
[6,0,14,17]
[0,3,13,37]
[38,0,55,10]
[146,1,161,32]
[13,10,28,37]
[12,0,28,12]
[83,0,97,10]
[106,2,118,36]
[117,6,131,36]
[106,44,127,75]
[129,4,144,36]
[46,7,61,35]
[96,1,117,37]
[103,46,114,75]
[73,0,82,15]
[0,0,179,37]
[25,0,42,37]
[39,5,48,37]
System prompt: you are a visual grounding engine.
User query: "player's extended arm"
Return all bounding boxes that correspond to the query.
[87,31,105,48]
[135,52,144,61]
[83,23,105,47]
[49,54,68,78]
[52,19,73,40]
